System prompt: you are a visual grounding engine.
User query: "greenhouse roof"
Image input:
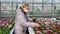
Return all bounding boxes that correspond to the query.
[1,0,60,3]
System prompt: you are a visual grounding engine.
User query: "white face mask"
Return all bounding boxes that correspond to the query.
[24,10,28,12]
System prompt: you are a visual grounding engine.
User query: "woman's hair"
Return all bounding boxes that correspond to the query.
[21,3,29,8]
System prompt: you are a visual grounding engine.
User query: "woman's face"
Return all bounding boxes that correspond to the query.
[23,6,29,12]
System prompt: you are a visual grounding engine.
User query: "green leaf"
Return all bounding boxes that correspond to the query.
[53,29,58,32]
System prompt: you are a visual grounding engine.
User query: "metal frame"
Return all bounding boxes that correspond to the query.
[0,0,60,17]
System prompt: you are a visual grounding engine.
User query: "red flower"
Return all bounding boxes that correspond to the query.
[42,30,52,34]
[53,32,57,34]
[58,30,60,32]
[58,22,60,25]
[35,28,39,31]
[42,30,48,33]
[2,20,7,24]
[0,19,3,23]
[36,31,41,34]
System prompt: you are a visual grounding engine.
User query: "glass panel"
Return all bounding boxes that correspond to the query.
[0,10,12,17]
[18,4,22,7]
[56,4,60,10]
[0,10,16,17]
[28,4,42,16]
[13,4,16,10]
[43,4,51,13]
[56,4,60,14]
[34,4,42,16]
[1,10,12,14]
[1,4,12,10]
[1,0,12,4]
[55,0,60,3]
[44,0,52,3]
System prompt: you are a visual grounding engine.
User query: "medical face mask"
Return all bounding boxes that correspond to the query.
[24,9,29,12]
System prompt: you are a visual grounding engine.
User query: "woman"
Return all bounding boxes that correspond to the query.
[14,3,40,34]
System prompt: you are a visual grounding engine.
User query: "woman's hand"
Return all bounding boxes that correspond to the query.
[29,18,32,21]
[35,23,40,28]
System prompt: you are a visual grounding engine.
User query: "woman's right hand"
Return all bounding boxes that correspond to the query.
[35,23,40,28]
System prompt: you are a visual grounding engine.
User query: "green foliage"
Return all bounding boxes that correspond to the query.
[0,22,14,34]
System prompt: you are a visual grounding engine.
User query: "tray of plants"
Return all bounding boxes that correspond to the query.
[28,17,60,34]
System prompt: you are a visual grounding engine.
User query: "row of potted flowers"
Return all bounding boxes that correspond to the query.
[31,17,60,34]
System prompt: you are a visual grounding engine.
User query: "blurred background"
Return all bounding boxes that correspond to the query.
[0,0,60,18]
